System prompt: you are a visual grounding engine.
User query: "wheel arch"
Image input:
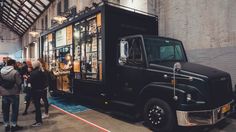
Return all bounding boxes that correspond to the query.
[136,82,186,112]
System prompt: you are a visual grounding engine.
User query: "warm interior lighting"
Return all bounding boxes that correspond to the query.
[53,16,67,24]
[65,53,72,61]
[29,31,40,37]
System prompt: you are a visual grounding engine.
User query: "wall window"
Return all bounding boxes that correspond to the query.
[41,18,44,30]
[45,15,48,30]
[126,37,144,65]
[64,0,69,12]
[29,43,35,59]
[57,1,61,15]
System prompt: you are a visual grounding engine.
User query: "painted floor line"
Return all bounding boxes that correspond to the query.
[51,104,111,132]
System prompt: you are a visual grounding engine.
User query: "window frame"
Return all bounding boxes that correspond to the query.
[124,37,146,67]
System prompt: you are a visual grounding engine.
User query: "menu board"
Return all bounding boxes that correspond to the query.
[96,13,101,27]
[73,60,80,72]
[56,28,66,47]
[47,33,53,42]
[66,25,73,45]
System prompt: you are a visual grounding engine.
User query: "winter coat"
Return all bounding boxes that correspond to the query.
[0,66,22,96]
[28,68,47,92]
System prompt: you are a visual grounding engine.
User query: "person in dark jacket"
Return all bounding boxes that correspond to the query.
[22,66,33,115]
[21,62,28,76]
[37,58,50,119]
[28,60,47,127]
[0,59,23,132]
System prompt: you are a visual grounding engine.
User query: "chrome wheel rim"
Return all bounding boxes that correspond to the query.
[148,105,166,127]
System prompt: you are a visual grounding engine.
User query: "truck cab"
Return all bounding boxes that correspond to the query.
[115,35,234,132]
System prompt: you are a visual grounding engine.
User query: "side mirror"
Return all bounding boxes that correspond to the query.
[173,62,182,72]
[173,62,182,101]
[119,40,129,65]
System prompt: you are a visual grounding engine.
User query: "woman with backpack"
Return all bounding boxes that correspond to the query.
[0,59,23,132]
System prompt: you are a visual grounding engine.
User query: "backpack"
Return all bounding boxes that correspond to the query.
[0,73,15,89]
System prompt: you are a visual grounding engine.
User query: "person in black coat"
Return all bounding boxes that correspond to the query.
[28,61,47,127]
[37,58,50,119]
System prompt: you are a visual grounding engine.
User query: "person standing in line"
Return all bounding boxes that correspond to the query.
[37,58,50,119]
[21,62,28,76]
[23,61,32,105]
[2,57,8,67]
[22,66,33,115]
[28,60,47,127]
[0,59,23,132]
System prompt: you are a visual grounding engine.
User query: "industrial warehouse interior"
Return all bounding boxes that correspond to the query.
[0,0,236,132]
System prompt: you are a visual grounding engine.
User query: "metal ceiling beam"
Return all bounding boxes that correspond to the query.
[11,0,27,28]
[1,0,54,36]
[2,16,26,35]
[36,0,47,8]
[2,13,27,33]
[5,0,38,35]
[2,10,28,30]
[0,0,3,21]
[1,19,22,36]
[4,0,34,23]
[24,0,54,34]
[3,4,31,27]
[18,0,41,34]
[12,0,38,18]
[2,18,26,33]
[27,0,43,13]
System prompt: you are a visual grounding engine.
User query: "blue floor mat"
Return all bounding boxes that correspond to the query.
[48,97,89,113]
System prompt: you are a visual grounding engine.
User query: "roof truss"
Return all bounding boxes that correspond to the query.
[0,0,53,36]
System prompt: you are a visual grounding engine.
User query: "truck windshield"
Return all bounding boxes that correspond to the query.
[143,37,186,63]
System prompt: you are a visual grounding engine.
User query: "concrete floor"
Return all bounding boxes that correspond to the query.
[0,94,236,132]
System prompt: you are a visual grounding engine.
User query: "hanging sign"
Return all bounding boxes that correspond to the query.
[56,28,66,47]
[47,33,53,42]
[96,13,102,27]
[66,25,73,45]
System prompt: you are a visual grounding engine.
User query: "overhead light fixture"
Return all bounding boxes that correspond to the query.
[29,31,40,37]
[53,16,67,24]
[29,28,45,37]
[92,2,99,7]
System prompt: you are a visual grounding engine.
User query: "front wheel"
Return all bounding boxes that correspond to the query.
[143,98,176,132]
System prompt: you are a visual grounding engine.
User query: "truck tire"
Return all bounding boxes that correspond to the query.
[143,98,176,132]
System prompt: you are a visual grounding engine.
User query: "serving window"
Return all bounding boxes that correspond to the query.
[74,13,102,81]
[42,33,55,70]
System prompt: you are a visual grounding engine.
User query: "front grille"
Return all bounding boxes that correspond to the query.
[208,76,233,108]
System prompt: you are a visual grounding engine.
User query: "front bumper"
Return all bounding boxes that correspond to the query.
[176,100,234,126]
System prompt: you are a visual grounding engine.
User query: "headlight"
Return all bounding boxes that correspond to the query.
[185,92,206,105]
[186,94,192,102]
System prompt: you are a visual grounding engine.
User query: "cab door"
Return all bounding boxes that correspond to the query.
[114,37,147,103]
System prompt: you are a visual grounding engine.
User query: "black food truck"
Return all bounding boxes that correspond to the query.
[40,2,234,132]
